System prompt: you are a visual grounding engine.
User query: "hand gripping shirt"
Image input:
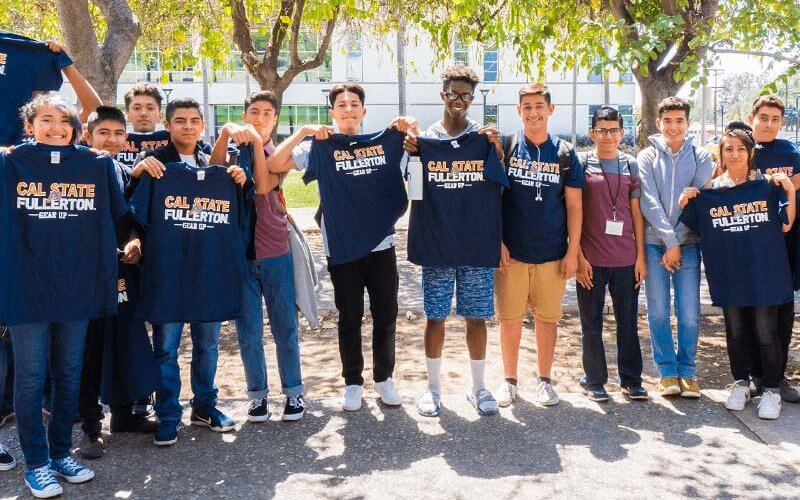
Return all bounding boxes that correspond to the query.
[679,179,792,307]
[0,143,129,324]
[408,132,508,267]
[754,139,800,291]
[0,31,73,146]
[129,163,246,323]
[303,128,408,265]
[502,132,584,264]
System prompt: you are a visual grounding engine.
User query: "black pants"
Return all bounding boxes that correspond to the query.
[723,305,783,388]
[327,247,398,386]
[78,320,136,434]
[749,301,794,380]
[577,265,643,388]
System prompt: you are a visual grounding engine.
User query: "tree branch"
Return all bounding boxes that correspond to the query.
[282,5,339,83]
[92,0,141,77]
[229,0,259,68]
[265,0,294,68]
[710,47,800,66]
[288,0,306,68]
[55,0,103,62]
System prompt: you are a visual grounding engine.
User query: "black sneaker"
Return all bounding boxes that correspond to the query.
[77,432,105,460]
[622,385,651,401]
[0,444,16,471]
[154,420,182,447]
[282,395,305,422]
[779,378,800,403]
[110,413,158,434]
[586,386,610,402]
[190,406,236,432]
[247,398,269,423]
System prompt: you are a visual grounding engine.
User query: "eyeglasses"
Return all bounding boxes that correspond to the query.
[592,128,623,137]
[444,92,475,103]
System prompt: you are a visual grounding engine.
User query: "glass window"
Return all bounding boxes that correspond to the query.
[213,105,245,137]
[484,104,499,126]
[587,104,635,135]
[277,105,332,138]
[588,57,603,83]
[346,32,363,82]
[620,72,634,84]
[484,49,498,83]
[453,40,469,65]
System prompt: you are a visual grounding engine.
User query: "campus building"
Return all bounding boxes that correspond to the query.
[59,31,637,141]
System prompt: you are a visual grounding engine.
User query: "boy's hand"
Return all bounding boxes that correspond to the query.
[132,157,166,179]
[403,133,419,154]
[662,245,681,273]
[479,125,503,158]
[227,166,247,186]
[45,41,65,53]
[497,243,511,276]
[390,117,420,135]
[121,237,142,265]
[302,125,334,140]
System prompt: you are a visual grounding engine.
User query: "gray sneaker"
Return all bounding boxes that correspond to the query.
[534,380,560,406]
[467,388,499,416]
[417,390,442,417]
[779,378,800,403]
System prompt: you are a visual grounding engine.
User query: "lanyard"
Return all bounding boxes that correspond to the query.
[599,154,623,221]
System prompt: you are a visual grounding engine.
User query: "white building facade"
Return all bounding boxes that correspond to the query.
[60,31,637,142]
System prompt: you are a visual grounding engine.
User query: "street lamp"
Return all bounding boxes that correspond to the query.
[162,87,173,105]
[480,88,490,124]
[719,100,727,131]
[321,88,330,108]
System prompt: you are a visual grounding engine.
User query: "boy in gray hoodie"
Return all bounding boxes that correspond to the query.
[637,97,713,397]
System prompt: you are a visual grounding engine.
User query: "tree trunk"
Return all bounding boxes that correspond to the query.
[635,75,682,150]
[55,0,141,105]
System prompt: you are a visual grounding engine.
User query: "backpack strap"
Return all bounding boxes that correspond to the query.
[501,132,519,161]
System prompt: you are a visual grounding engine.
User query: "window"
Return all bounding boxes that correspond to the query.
[346,32,363,82]
[484,104,499,126]
[277,31,332,83]
[277,105,332,138]
[620,71,634,84]
[453,40,469,65]
[214,105,245,137]
[120,50,161,83]
[483,49,498,83]
[588,57,603,83]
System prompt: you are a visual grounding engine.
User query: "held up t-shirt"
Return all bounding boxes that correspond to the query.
[502,132,584,264]
[303,128,408,265]
[0,143,129,324]
[116,130,171,168]
[0,31,73,146]
[408,132,508,267]
[679,179,792,307]
[754,139,800,291]
[129,163,246,323]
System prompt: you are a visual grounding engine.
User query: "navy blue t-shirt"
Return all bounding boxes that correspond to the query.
[0,32,73,146]
[303,128,407,265]
[754,139,800,291]
[408,132,508,267]
[679,180,792,307]
[129,163,246,323]
[502,132,584,264]
[116,130,214,168]
[234,144,258,260]
[0,143,129,324]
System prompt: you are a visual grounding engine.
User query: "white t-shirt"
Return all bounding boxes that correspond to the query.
[180,154,198,167]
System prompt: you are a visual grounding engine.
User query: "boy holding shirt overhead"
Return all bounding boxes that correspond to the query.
[403,63,505,418]
[267,83,416,412]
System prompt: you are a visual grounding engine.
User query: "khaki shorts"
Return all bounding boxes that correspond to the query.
[494,258,566,323]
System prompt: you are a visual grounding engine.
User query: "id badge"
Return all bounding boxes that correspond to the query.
[605,219,624,236]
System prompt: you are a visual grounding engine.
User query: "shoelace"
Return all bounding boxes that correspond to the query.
[33,466,57,486]
[0,443,8,454]
[249,399,263,411]
[288,396,302,408]
[54,457,82,475]
[539,382,557,400]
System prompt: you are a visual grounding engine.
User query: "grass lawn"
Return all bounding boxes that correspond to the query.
[282,170,319,208]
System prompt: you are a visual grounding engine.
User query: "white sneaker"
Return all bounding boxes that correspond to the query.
[467,388,499,416]
[342,385,363,411]
[375,378,402,406]
[725,380,751,411]
[758,389,782,420]
[534,380,560,406]
[416,390,442,417]
[496,381,518,407]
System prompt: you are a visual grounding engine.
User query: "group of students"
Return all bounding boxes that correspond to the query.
[0,31,798,499]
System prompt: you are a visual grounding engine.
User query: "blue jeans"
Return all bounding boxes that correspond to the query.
[235,253,303,398]
[9,322,88,469]
[153,322,221,423]
[0,333,13,414]
[644,244,701,379]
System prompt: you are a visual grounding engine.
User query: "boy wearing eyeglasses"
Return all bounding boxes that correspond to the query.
[575,106,648,402]
[493,85,583,408]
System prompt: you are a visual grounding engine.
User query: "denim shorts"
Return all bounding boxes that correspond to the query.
[422,266,494,320]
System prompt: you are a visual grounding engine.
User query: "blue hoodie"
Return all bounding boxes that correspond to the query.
[637,134,714,247]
